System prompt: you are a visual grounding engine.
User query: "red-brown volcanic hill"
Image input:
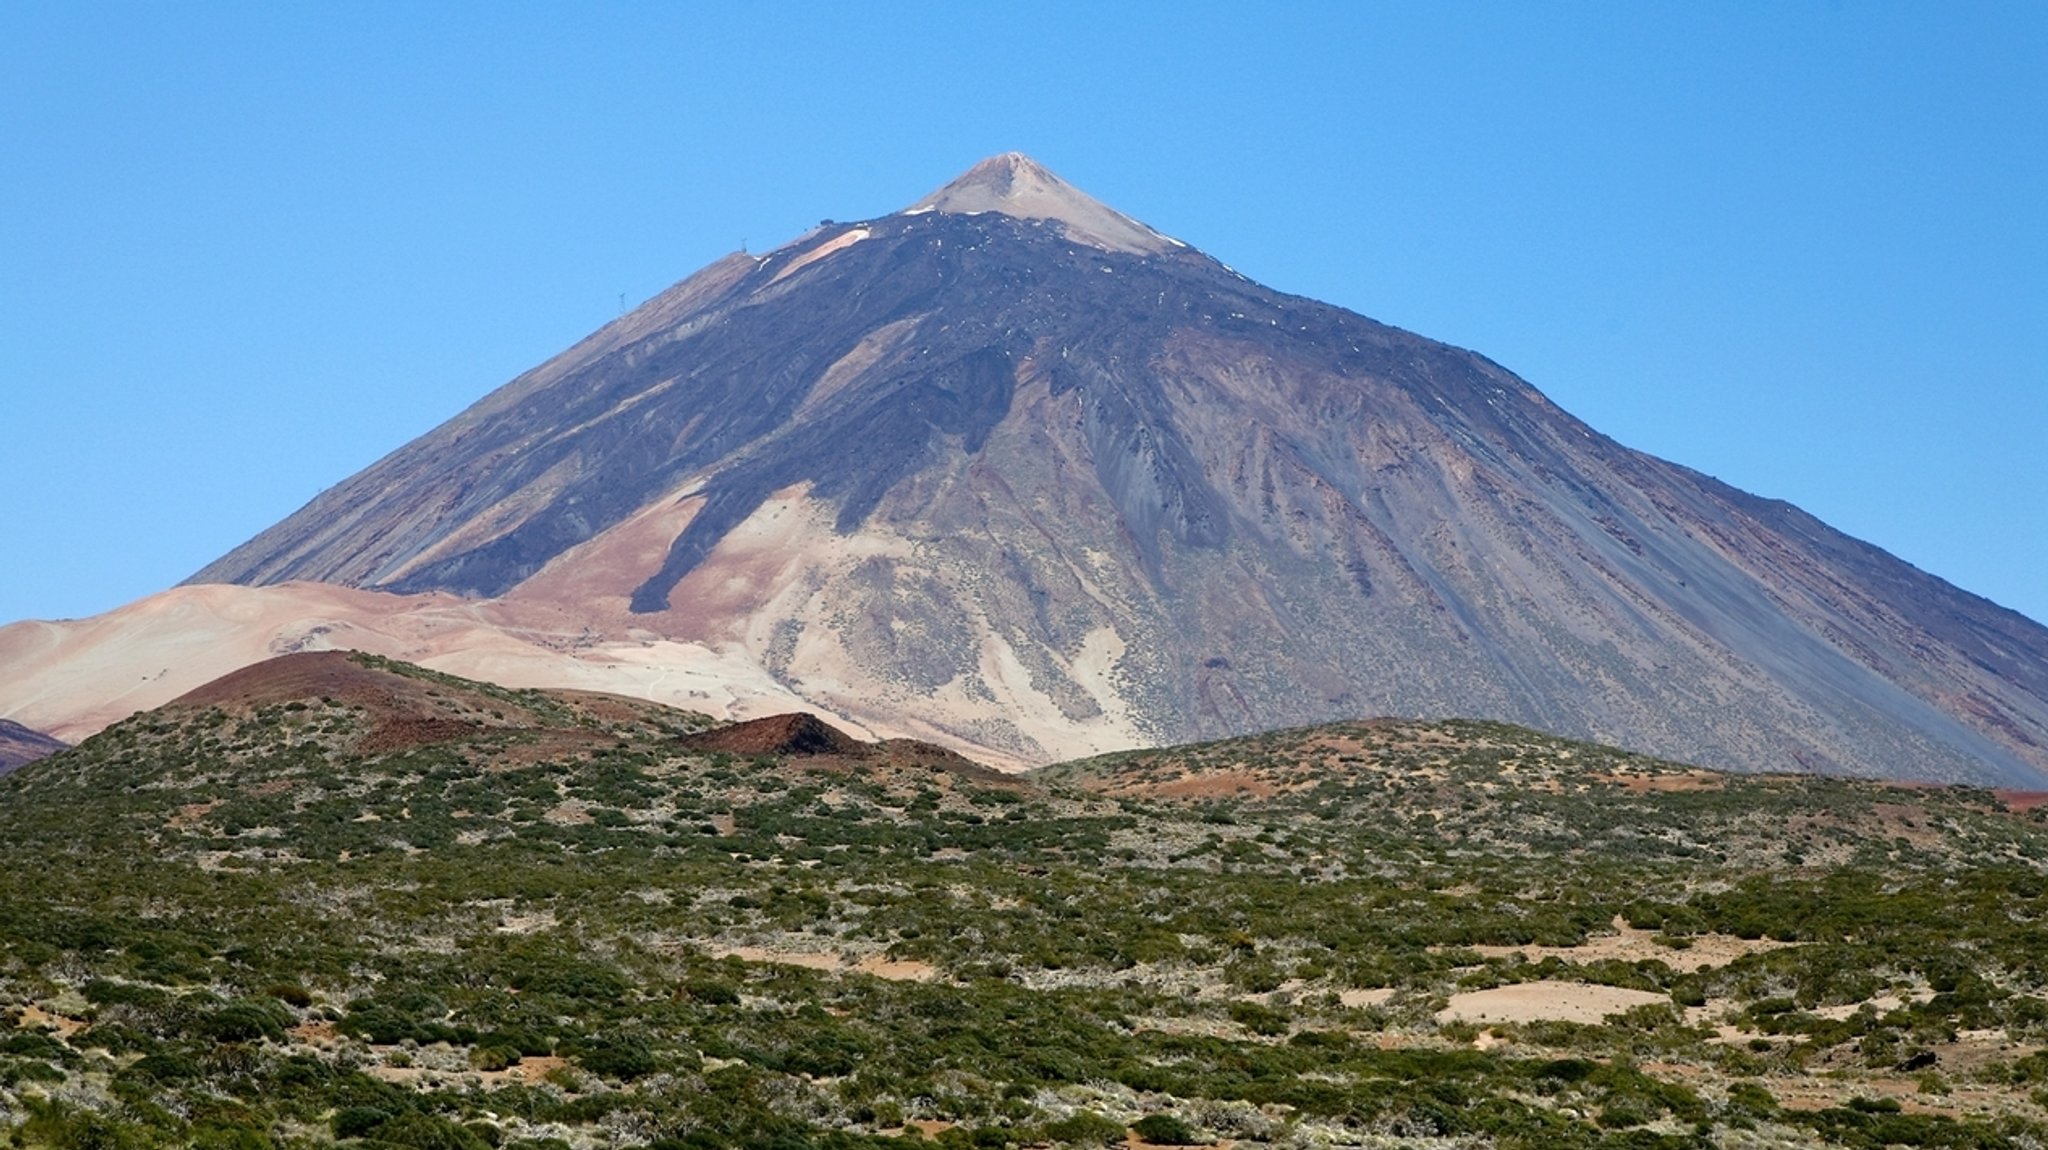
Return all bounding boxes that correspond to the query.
[169,650,508,753]
[681,712,870,757]
[174,154,2048,785]
[172,650,520,757]
[166,650,708,758]
[171,649,469,713]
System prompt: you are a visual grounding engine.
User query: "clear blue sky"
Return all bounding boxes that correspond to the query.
[4,3,2044,626]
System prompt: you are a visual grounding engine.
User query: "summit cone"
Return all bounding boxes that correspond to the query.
[903,152,1180,254]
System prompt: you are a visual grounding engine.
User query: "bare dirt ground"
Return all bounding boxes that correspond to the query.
[288,1020,340,1048]
[1998,790,2048,813]
[711,944,940,983]
[1594,769,1727,793]
[1105,768,1292,800]
[17,1005,85,1038]
[1462,915,1792,973]
[1437,981,1671,1026]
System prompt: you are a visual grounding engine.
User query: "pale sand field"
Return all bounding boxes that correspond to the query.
[0,582,814,745]
[1462,916,1791,973]
[1438,981,1671,1026]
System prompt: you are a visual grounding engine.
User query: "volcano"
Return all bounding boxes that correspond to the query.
[30,154,2048,783]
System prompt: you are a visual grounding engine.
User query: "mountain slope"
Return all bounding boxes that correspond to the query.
[0,718,65,775]
[178,154,2048,784]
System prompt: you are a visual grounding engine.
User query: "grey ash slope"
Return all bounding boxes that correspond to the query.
[191,155,2048,785]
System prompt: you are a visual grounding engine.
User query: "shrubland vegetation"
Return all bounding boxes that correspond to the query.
[1,655,2046,1147]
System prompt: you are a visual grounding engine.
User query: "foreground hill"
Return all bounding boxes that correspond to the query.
[2,656,2047,1148]
[155,154,2047,785]
[1040,718,2048,872]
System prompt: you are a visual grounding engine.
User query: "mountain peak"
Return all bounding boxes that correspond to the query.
[902,153,1180,255]
[139,154,2048,788]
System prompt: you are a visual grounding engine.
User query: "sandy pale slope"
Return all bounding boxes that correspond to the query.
[0,582,830,749]
[0,482,1161,772]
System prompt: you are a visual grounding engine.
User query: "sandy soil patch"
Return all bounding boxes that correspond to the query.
[369,1052,571,1088]
[543,800,592,826]
[1339,988,1396,1009]
[290,1020,340,1047]
[497,910,556,935]
[1291,727,1416,763]
[715,945,938,982]
[1810,991,1932,1021]
[1464,916,1791,973]
[1766,1074,1994,1117]
[1119,769,1290,800]
[1922,1029,2037,1077]
[1596,770,1726,793]
[476,1054,569,1086]
[1687,1002,1749,1041]
[1438,981,1669,1025]
[1867,802,1954,847]
[1127,1014,1249,1041]
[168,799,223,830]
[17,1005,85,1038]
